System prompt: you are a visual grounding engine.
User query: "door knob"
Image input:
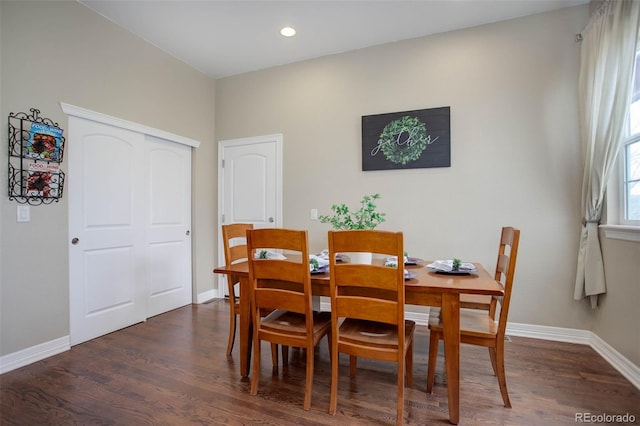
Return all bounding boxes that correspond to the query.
[268,217,274,223]
[186,230,190,236]
[71,237,79,245]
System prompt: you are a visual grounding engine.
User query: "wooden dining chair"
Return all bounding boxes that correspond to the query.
[427,226,520,408]
[246,228,331,411]
[459,227,517,312]
[221,223,254,356]
[221,223,283,366]
[328,230,415,426]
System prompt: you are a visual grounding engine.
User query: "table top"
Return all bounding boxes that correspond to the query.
[214,257,503,297]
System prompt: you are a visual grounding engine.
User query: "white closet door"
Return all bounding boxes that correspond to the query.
[69,117,147,345]
[145,135,192,317]
[69,117,193,345]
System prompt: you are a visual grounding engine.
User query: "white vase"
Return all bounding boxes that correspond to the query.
[347,252,372,264]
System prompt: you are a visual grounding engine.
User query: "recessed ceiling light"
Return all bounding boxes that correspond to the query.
[280,27,296,37]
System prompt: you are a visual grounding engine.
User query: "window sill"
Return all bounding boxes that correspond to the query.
[600,225,640,242]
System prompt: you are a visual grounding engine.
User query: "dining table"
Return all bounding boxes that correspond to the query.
[213,256,503,425]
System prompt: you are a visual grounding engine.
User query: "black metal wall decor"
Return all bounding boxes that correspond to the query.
[7,108,65,205]
[361,106,450,171]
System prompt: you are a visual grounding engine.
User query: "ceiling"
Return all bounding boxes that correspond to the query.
[79,0,588,79]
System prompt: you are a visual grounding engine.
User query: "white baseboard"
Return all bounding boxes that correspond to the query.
[405,310,432,326]
[590,332,640,390]
[506,321,592,344]
[505,322,639,389]
[0,336,70,374]
[196,289,219,304]
[2,307,638,391]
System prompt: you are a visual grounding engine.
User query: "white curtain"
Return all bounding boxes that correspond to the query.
[574,0,640,308]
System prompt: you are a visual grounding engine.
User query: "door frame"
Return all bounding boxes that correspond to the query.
[217,134,283,296]
[61,103,200,149]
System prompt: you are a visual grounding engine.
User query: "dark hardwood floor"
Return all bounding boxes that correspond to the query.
[1,300,638,425]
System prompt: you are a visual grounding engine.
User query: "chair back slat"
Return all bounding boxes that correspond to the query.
[336,296,398,324]
[222,223,253,287]
[254,288,306,314]
[252,260,308,283]
[229,244,249,264]
[496,253,509,277]
[222,223,252,264]
[248,228,307,253]
[328,230,395,254]
[333,264,399,292]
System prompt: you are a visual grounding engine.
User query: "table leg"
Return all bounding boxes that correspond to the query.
[441,292,460,425]
[239,276,252,378]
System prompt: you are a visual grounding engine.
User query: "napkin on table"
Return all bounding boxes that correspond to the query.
[381,258,411,278]
[319,249,343,262]
[384,256,409,266]
[309,254,329,271]
[254,250,287,260]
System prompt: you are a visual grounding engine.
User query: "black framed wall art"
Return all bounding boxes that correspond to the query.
[361,106,450,171]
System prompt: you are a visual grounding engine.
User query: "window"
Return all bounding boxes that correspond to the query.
[622,48,640,224]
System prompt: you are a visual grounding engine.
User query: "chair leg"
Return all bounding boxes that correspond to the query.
[488,346,498,376]
[226,310,237,356]
[396,354,405,426]
[282,344,289,366]
[494,344,511,408]
[303,346,314,410]
[349,355,357,378]
[250,337,261,396]
[426,330,439,393]
[271,343,279,372]
[329,335,339,415]
[406,337,414,388]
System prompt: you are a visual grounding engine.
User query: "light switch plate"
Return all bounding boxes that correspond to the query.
[310,208,318,220]
[17,205,30,222]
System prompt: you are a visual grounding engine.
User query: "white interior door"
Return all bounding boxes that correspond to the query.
[217,134,282,296]
[69,118,147,345]
[68,111,195,345]
[146,135,192,317]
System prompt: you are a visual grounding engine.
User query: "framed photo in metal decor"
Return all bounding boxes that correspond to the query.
[361,106,450,171]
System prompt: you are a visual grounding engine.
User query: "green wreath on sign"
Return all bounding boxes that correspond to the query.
[379,116,429,165]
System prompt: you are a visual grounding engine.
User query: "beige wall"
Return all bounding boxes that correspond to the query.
[596,235,640,365]
[0,1,216,356]
[216,4,637,366]
[1,1,637,369]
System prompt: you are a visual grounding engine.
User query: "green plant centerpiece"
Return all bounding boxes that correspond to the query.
[319,194,386,264]
[318,193,386,230]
